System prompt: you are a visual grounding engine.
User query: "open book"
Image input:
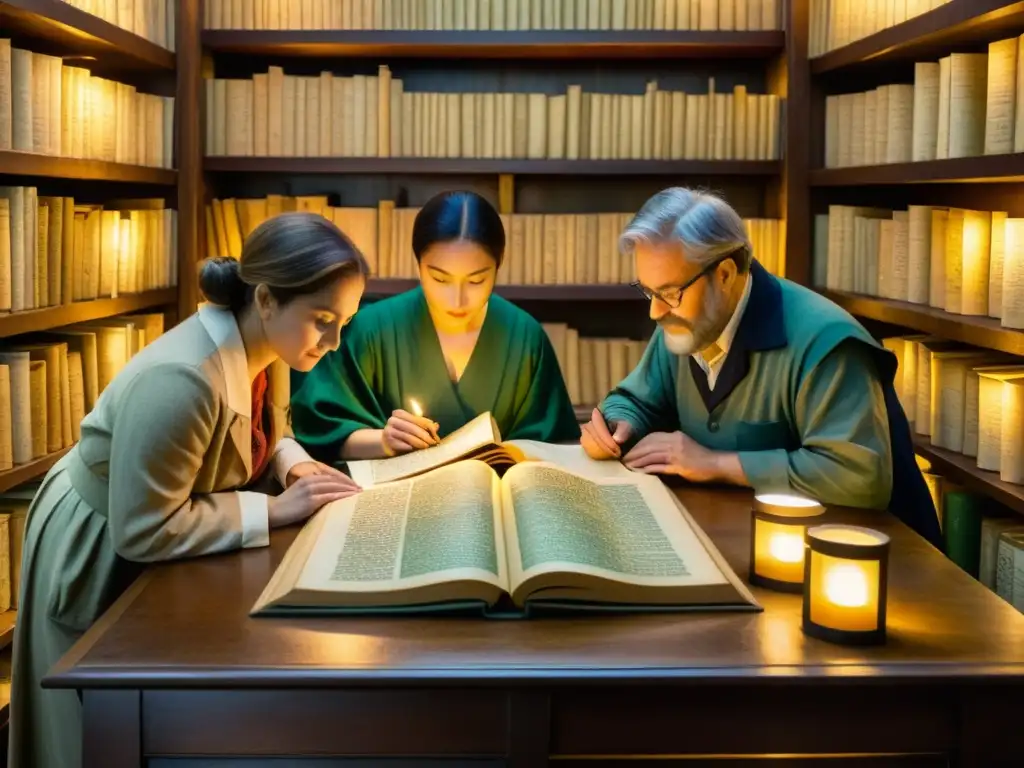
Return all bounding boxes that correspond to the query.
[251,457,760,617]
[346,411,579,487]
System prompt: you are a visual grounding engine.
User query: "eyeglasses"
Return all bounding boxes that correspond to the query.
[629,248,744,309]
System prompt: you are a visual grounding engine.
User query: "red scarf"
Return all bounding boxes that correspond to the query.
[250,369,270,481]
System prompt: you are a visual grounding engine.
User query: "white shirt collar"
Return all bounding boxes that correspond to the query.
[696,272,753,364]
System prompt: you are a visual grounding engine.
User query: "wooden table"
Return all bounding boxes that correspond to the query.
[44,486,1024,767]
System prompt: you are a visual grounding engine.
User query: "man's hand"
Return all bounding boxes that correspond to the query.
[622,430,719,482]
[581,408,633,460]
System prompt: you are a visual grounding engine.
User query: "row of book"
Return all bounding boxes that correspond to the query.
[0,41,175,168]
[814,204,1024,331]
[824,37,1024,168]
[808,0,950,58]
[541,323,647,408]
[63,0,178,51]
[0,313,165,472]
[887,335,1024,487]
[0,189,179,313]
[203,0,783,32]
[918,456,1024,614]
[0,484,29,611]
[206,195,785,285]
[205,67,784,162]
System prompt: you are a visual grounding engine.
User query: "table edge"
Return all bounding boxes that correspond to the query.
[42,662,1024,690]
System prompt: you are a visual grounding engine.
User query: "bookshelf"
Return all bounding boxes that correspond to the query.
[809,154,1024,185]
[0,289,179,339]
[914,436,1024,517]
[201,29,788,59]
[0,0,176,73]
[194,0,806,422]
[811,0,1024,74]
[822,291,1024,356]
[0,0,186,664]
[0,150,178,184]
[204,158,783,176]
[0,446,71,494]
[807,0,1024,602]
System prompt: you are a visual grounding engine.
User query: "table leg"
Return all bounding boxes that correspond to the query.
[82,689,141,768]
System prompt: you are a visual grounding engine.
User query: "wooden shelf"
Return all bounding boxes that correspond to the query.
[811,0,1024,74]
[0,612,15,652]
[205,157,780,177]
[0,289,177,339]
[366,280,643,301]
[914,436,1024,519]
[202,29,786,60]
[0,150,177,184]
[0,446,71,494]
[0,0,175,72]
[823,291,1024,356]
[809,154,1024,186]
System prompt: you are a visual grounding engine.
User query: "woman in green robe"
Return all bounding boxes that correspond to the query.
[290,190,580,461]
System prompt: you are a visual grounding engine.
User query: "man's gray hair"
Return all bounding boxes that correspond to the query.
[619,187,753,272]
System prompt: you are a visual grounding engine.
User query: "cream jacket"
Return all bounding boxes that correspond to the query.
[69,303,310,560]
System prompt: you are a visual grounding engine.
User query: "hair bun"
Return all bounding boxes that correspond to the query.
[198,257,248,310]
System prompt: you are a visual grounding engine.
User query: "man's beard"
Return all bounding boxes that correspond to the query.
[659,283,730,356]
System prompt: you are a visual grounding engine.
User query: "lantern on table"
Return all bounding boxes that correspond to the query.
[749,493,825,593]
[802,524,890,646]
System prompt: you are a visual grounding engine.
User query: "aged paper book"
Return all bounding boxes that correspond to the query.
[252,459,759,617]
[346,411,630,488]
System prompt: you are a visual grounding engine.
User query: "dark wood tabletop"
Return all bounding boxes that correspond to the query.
[44,485,1024,690]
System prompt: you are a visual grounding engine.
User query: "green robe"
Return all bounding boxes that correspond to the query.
[600,260,941,547]
[291,287,580,461]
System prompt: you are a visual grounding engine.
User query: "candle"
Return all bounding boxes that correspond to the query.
[749,493,826,593]
[802,524,890,645]
[408,398,424,417]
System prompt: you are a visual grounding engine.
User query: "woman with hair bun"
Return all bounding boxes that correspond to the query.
[9,212,369,768]
[290,190,579,462]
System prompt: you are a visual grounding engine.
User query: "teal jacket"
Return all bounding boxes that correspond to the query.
[602,260,942,549]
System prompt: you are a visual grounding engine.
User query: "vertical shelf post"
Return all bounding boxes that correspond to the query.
[781,0,811,286]
[177,0,203,320]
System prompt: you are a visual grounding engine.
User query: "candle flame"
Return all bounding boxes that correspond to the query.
[768,532,804,564]
[409,398,423,417]
[824,564,869,608]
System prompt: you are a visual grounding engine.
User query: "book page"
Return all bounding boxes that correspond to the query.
[499,463,751,608]
[347,412,502,487]
[253,461,508,612]
[503,439,639,481]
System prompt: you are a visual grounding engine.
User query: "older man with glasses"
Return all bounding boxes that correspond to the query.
[581,187,941,549]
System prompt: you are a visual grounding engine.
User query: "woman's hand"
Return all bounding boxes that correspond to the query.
[285,460,353,488]
[382,408,441,455]
[581,408,633,460]
[268,472,362,529]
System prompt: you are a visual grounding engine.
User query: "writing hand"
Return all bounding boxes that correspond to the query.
[382,409,442,456]
[581,408,633,460]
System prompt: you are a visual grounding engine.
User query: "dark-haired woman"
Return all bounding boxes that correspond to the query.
[290,190,579,462]
[8,212,368,768]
